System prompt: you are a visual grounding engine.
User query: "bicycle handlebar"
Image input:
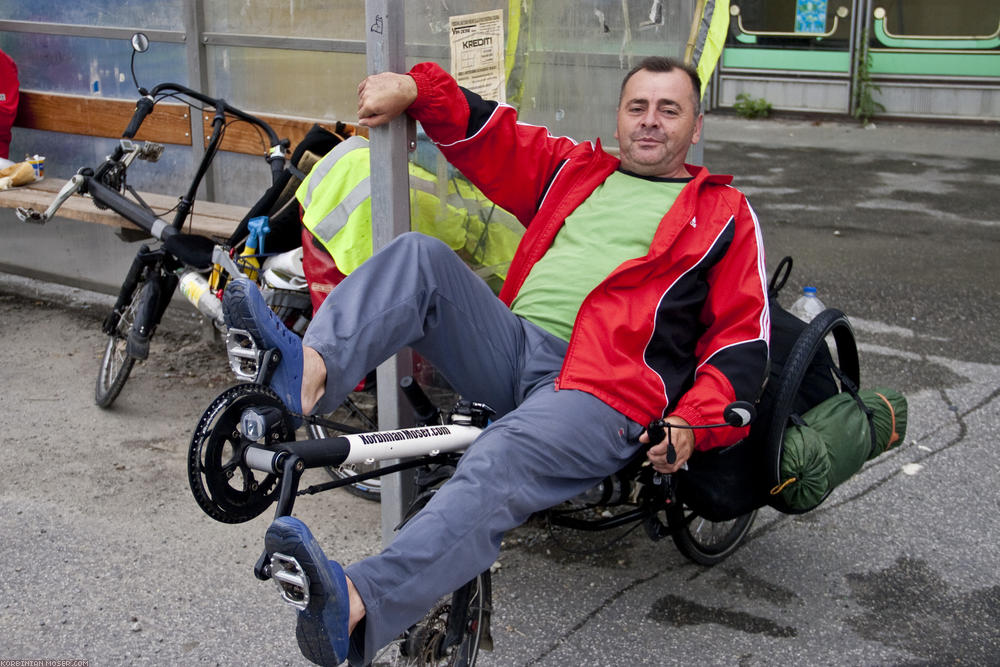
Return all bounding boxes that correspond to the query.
[647,401,757,465]
[77,81,289,238]
[138,82,283,148]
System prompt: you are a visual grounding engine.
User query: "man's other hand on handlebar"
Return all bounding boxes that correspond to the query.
[640,416,694,474]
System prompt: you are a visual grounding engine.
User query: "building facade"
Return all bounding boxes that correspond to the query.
[713,0,1000,121]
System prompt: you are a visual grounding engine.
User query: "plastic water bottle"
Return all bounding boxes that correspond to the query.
[179,270,224,324]
[789,286,837,358]
[789,286,825,322]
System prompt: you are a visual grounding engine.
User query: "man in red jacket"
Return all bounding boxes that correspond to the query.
[224,56,769,666]
[0,49,19,160]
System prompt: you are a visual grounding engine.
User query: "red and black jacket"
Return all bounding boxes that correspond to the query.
[408,62,770,450]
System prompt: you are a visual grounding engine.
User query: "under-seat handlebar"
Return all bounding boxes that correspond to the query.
[646,400,757,464]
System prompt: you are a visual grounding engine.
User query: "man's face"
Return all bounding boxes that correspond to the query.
[615,68,703,179]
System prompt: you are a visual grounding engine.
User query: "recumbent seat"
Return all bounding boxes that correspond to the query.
[673,257,860,521]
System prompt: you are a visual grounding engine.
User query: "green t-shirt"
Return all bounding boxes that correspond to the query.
[510,169,690,341]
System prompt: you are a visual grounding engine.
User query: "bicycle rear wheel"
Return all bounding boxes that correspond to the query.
[667,505,757,566]
[764,308,858,513]
[94,277,149,407]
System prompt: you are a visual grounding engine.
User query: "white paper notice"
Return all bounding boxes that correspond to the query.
[449,10,506,104]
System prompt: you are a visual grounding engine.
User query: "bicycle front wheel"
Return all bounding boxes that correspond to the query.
[309,391,382,501]
[397,571,492,667]
[94,277,150,407]
[667,505,757,566]
[380,489,492,666]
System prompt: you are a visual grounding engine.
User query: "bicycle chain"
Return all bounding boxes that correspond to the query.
[289,411,361,433]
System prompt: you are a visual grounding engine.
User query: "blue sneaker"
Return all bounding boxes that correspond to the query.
[223,278,304,414]
[266,516,350,666]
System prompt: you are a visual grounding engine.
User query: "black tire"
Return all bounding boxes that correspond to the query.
[764,308,858,513]
[309,392,382,502]
[390,491,492,666]
[667,505,757,566]
[94,277,149,407]
[398,572,491,666]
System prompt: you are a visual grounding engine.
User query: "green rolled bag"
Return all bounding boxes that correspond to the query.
[773,388,908,511]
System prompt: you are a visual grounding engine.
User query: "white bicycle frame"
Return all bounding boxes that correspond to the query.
[243,421,484,475]
[236,389,753,478]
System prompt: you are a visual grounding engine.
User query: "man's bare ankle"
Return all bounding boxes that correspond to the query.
[301,346,327,414]
[346,576,366,634]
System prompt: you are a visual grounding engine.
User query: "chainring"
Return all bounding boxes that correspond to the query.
[187,383,296,523]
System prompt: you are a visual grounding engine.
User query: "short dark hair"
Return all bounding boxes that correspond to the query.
[619,56,702,116]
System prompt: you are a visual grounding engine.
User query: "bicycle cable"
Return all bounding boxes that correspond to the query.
[221,116,271,154]
[285,410,367,435]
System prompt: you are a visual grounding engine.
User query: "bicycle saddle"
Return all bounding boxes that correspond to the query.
[164,233,216,270]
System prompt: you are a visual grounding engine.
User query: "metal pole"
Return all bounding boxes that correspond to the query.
[684,0,705,166]
[182,0,213,200]
[365,0,417,547]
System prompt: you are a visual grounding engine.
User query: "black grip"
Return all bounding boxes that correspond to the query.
[723,400,757,427]
[647,420,665,444]
[123,96,155,138]
[278,437,351,468]
[646,420,677,464]
[269,154,286,184]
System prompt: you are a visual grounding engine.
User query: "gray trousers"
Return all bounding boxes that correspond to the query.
[303,233,644,665]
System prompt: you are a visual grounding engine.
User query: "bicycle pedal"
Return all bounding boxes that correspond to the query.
[270,552,310,610]
[15,207,46,224]
[225,328,261,381]
[138,141,164,162]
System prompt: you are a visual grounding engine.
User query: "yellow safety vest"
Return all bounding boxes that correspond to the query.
[296,135,521,290]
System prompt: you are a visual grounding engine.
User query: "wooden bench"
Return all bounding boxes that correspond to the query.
[1,90,367,238]
[0,178,248,239]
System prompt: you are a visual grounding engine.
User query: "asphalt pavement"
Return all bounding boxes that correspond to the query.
[1,113,999,666]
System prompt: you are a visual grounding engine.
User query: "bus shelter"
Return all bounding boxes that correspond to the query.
[0,0,728,542]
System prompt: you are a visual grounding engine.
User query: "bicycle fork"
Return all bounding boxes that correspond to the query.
[103,245,151,336]
[104,244,178,359]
